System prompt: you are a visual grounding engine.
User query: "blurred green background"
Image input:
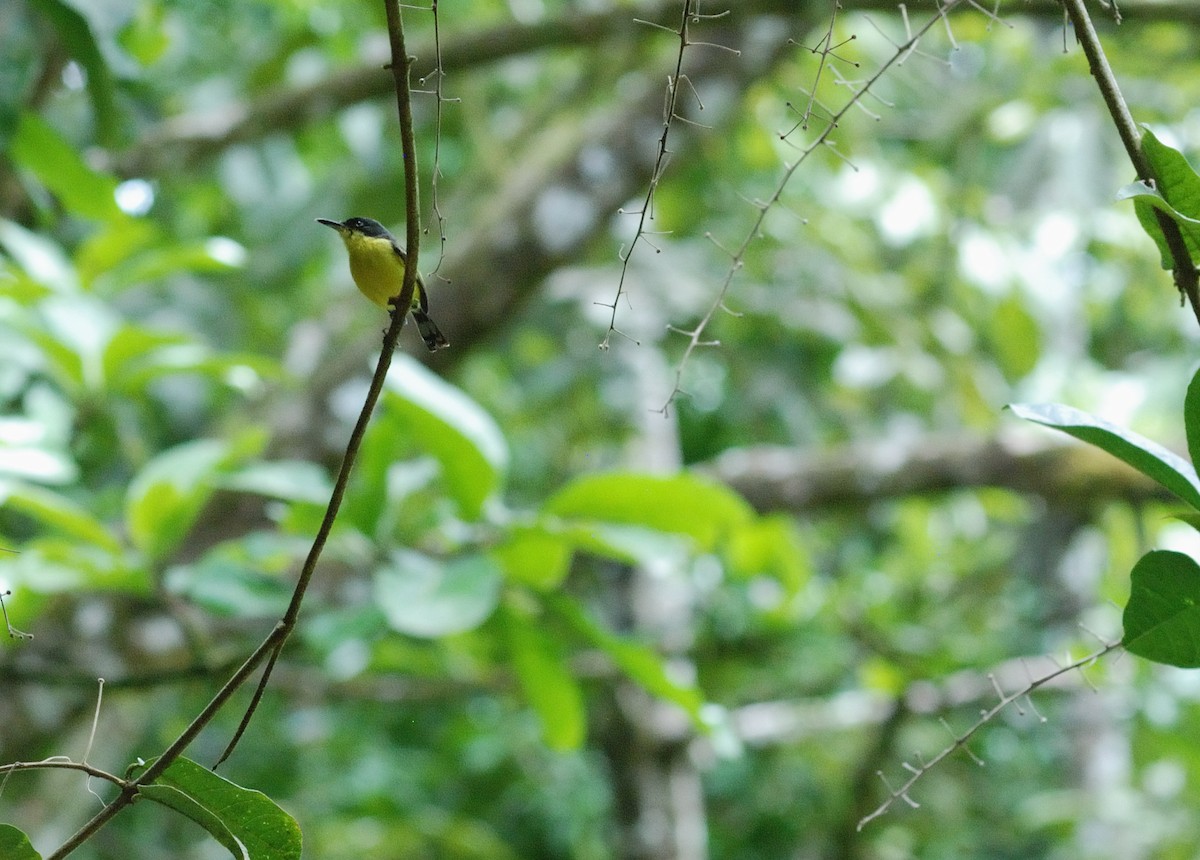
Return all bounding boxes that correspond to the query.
[3,0,1200,857]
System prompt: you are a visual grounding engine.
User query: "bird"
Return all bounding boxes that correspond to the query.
[317,216,449,351]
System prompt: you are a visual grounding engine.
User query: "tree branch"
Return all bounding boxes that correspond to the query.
[1059,0,1200,324]
[701,430,1171,514]
[43,4,425,855]
[106,0,1195,176]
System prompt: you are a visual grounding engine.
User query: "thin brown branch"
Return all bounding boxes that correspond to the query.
[1059,0,1200,324]
[43,4,425,856]
[599,0,719,351]
[661,0,971,412]
[1,758,128,788]
[213,0,422,770]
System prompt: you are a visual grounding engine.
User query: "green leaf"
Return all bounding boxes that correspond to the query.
[552,595,704,724]
[0,825,41,860]
[504,604,585,750]
[1123,550,1200,668]
[1186,368,1200,473]
[990,292,1040,381]
[384,355,508,521]
[217,460,332,505]
[0,439,78,484]
[165,554,292,619]
[1117,127,1200,269]
[0,219,80,294]
[1008,402,1200,510]
[1171,512,1200,534]
[0,482,119,550]
[100,325,189,389]
[28,0,120,145]
[725,515,811,594]
[489,526,572,589]
[125,435,264,562]
[0,537,148,594]
[544,472,754,551]
[374,551,502,637]
[9,112,121,221]
[137,757,302,860]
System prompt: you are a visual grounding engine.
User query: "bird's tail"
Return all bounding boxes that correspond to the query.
[411,309,449,351]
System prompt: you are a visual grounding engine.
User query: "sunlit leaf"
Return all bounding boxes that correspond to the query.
[544,472,754,551]
[725,514,811,595]
[166,555,292,619]
[218,460,332,505]
[125,435,264,562]
[0,537,147,594]
[0,482,117,549]
[990,292,1040,381]
[0,219,79,294]
[1009,402,1200,510]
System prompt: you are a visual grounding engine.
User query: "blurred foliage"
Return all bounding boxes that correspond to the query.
[4,0,1200,858]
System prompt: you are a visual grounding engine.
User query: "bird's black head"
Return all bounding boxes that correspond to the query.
[316,217,392,239]
[341,217,391,239]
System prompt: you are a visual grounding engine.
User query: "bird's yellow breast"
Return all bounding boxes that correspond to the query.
[343,233,408,309]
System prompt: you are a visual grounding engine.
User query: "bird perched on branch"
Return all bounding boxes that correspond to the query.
[317,216,449,351]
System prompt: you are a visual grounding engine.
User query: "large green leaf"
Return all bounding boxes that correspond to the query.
[374,550,502,637]
[544,472,754,551]
[1123,550,1200,668]
[1008,402,1200,510]
[504,603,585,750]
[1116,127,1200,270]
[384,355,508,521]
[0,825,41,860]
[137,757,301,860]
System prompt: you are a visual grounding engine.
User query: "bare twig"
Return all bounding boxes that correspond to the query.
[856,640,1121,830]
[599,1,736,350]
[421,0,454,276]
[1,589,33,639]
[661,0,971,412]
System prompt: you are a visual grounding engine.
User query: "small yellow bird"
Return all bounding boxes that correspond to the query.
[317,217,449,351]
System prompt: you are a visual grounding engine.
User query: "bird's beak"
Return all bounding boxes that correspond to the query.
[316,218,346,233]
